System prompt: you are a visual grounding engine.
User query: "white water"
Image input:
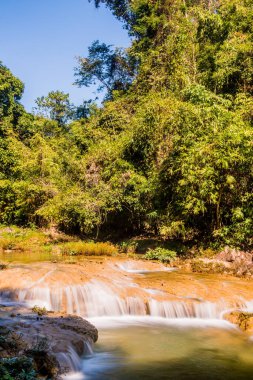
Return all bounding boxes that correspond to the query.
[88,315,235,329]
[16,280,232,319]
[2,264,253,380]
[117,261,177,274]
[57,346,82,373]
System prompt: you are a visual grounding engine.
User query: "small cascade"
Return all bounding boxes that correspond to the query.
[57,346,82,373]
[148,299,223,319]
[57,346,86,380]
[0,290,21,307]
[117,261,176,274]
[18,281,147,317]
[2,260,252,380]
[16,280,233,319]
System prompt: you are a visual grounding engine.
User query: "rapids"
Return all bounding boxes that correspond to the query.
[1,255,253,379]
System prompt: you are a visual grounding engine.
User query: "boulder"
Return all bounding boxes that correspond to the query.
[0,311,98,378]
[217,246,253,265]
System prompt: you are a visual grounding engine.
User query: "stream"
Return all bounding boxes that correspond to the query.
[1,254,253,379]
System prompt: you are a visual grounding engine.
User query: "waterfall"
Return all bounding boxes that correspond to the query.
[17,280,230,319]
[57,346,86,380]
[57,346,82,372]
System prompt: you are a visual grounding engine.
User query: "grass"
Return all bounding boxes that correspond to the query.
[0,226,191,261]
[0,225,120,260]
[59,241,118,256]
[0,226,50,253]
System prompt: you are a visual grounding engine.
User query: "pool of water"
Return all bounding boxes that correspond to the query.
[81,318,253,380]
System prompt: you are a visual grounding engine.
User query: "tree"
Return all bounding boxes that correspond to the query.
[0,62,24,124]
[89,0,131,25]
[197,0,253,95]
[74,40,136,99]
[34,91,73,126]
[74,100,95,120]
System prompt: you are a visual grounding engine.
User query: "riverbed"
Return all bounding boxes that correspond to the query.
[1,253,253,379]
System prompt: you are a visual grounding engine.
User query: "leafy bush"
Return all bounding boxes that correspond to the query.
[144,248,177,263]
[60,241,118,256]
[119,240,138,254]
[31,306,47,316]
[0,357,37,380]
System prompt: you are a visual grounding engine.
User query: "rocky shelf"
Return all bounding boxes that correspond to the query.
[0,307,98,379]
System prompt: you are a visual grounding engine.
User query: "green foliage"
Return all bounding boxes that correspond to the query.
[34,91,73,126]
[144,247,177,263]
[0,0,252,248]
[31,306,47,316]
[0,62,24,122]
[0,226,50,253]
[75,40,136,98]
[0,357,37,380]
[119,240,138,254]
[90,0,131,26]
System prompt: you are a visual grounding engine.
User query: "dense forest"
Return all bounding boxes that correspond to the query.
[0,0,252,248]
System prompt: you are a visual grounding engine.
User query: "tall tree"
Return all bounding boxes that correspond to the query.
[74,40,136,99]
[34,91,73,126]
[0,62,24,124]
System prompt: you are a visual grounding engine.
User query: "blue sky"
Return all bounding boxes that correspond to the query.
[0,0,130,111]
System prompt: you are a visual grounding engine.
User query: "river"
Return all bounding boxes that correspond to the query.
[1,253,253,379]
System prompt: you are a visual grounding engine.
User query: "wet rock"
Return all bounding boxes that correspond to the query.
[185,247,253,278]
[190,259,228,274]
[45,313,98,344]
[0,311,98,378]
[224,311,253,333]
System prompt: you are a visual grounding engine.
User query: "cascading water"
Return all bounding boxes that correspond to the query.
[2,260,253,379]
[16,280,238,320]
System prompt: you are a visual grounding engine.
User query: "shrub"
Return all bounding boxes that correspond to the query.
[119,240,138,254]
[144,247,177,263]
[32,306,47,316]
[60,241,118,256]
[0,357,37,380]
